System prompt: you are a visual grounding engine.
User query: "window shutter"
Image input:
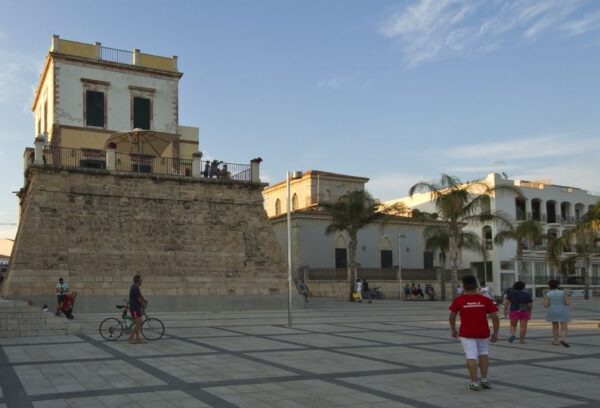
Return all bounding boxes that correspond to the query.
[133,97,151,130]
[86,91,105,127]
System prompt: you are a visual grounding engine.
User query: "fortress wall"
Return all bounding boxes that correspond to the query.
[4,166,290,311]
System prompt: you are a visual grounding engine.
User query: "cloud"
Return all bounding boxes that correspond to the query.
[444,134,600,160]
[366,171,429,201]
[316,76,373,90]
[379,0,596,66]
[562,10,600,35]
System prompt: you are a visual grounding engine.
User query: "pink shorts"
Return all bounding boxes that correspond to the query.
[509,310,530,321]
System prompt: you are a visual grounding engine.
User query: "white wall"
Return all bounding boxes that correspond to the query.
[55,61,178,133]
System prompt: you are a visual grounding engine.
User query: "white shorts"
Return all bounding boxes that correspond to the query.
[459,337,490,360]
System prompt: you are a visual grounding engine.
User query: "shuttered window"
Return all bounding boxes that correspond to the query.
[335,248,347,269]
[381,250,393,268]
[133,97,151,129]
[86,90,105,127]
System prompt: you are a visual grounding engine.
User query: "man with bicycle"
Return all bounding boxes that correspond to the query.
[129,275,147,344]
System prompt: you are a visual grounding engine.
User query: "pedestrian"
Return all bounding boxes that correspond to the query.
[544,279,571,347]
[363,278,372,303]
[449,275,499,391]
[480,281,493,301]
[501,286,512,318]
[506,281,532,344]
[55,277,69,316]
[298,279,309,303]
[355,278,363,303]
[128,275,147,344]
[403,284,411,301]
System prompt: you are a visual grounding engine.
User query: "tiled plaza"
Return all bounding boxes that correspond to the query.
[1,298,599,407]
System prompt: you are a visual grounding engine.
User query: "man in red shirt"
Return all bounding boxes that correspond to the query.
[449,275,499,391]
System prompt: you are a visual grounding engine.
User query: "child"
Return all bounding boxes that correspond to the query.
[449,275,499,391]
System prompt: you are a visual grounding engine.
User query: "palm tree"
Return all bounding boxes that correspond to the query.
[548,203,600,300]
[424,226,484,300]
[410,174,517,295]
[494,219,544,281]
[321,190,407,299]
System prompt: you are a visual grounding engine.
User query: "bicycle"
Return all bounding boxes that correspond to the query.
[98,302,165,341]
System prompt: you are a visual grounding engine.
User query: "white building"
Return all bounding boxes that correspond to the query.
[388,173,600,297]
[263,171,450,298]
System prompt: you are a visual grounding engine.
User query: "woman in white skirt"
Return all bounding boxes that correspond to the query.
[544,279,572,347]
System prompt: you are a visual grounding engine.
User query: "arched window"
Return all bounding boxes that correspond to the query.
[531,198,542,221]
[482,226,493,250]
[335,235,347,269]
[275,199,281,216]
[560,201,571,223]
[515,197,526,221]
[380,236,393,268]
[292,193,299,211]
[546,200,557,223]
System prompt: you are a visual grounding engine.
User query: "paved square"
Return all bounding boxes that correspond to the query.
[1,298,598,407]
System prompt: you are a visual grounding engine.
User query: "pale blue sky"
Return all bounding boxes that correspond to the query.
[1,0,600,238]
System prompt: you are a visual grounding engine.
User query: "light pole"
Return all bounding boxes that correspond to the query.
[287,171,302,327]
[398,233,405,293]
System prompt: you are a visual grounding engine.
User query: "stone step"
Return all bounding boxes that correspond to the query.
[0,299,82,338]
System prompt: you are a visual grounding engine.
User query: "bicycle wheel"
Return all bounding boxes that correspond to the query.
[141,318,164,340]
[99,318,124,341]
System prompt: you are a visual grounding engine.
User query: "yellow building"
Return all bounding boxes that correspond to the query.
[31,35,199,163]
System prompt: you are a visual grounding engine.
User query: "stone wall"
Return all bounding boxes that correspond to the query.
[3,166,289,311]
[306,280,452,300]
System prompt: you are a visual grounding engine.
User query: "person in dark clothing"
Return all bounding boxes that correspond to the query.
[128,275,147,344]
[363,279,372,303]
[506,281,532,344]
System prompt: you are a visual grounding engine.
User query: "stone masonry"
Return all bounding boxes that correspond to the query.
[2,166,288,312]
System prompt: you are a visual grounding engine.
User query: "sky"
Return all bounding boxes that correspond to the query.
[1,0,600,239]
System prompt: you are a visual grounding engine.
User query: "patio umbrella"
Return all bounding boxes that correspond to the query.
[105,129,178,157]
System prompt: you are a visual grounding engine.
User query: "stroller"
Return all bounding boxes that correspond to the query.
[60,291,78,319]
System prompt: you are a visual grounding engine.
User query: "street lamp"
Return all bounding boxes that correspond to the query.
[398,233,405,291]
[287,171,303,327]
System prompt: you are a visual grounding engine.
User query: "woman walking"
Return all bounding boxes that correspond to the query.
[544,279,571,347]
[506,281,532,344]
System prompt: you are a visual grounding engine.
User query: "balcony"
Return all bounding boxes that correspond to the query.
[26,146,254,182]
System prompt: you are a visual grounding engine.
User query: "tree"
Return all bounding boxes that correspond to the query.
[494,219,545,281]
[548,202,600,300]
[321,190,407,300]
[410,174,517,296]
[424,226,484,300]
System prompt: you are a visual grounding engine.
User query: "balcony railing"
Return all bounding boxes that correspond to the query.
[100,46,134,65]
[33,146,253,182]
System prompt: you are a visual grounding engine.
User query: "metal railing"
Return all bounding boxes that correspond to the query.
[35,146,253,182]
[101,46,134,65]
[42,147,106,169]
[307,268,347,281]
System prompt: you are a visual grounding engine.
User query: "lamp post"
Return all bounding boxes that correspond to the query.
[287,171,302,327]
[398,233,405,293]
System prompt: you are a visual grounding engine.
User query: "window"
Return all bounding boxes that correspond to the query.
[423,251,434,269]
[381,250,393,268]
[500,261,513,270]
[335,248,347,269]
[86,90,105,127]
[292,193,298,211]
[483,226,493,250]
[275,199,281,216]
[133,97,151,129]
[335,235,347,269]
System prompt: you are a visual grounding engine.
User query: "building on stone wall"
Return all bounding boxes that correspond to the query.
[263,171,457,299]
[1,36,287,311]
[387,173,600,298]
[32,34,199,160]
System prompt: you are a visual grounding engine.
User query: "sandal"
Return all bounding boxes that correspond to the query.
[560,341,570,348]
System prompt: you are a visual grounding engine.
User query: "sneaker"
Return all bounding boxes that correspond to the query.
[469,381,480,391]
[509,335,516,343]
[480,379,491,389]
